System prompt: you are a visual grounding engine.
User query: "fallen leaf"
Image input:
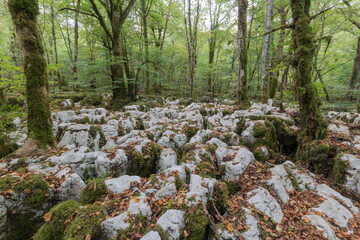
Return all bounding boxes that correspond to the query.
[133,197,140,203]
[85,234,91,240]
[43,212,52,222]
[184,230,189,237]
[24,189,31,194]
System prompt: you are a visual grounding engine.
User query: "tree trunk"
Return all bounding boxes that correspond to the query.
[51,2,62,89]
[237,0,248,105]
[112,34,127,102]
[261,0,274,103]
[8,0,54,154]
[279,65,289,112]
[345,37,360,101]
[290,0,327,163]
[269,6,287,99]
[73,0,81,92]
[141,0,151,95]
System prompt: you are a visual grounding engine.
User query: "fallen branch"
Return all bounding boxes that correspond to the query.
[202,202,223,240]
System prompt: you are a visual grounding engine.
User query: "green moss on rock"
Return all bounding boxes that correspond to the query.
[63,203,107,240]
[34,200,81,240]
[14,174,49,209]
[0,175,18,191]
[118,214,148,240]
[80,178,107,205]
[185,205,209,240]
[252,121,279,151]
[331,153,348,184]
[130,142,161,178]
[182,125,199,140]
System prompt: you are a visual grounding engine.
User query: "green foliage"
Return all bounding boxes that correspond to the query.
[14,174,50,209]
[79,178,107,205]
[34,200,81,240]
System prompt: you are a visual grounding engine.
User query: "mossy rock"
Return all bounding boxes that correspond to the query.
[10,158,28,171]
[211,181,228,215]
[34,200,81,240]
[80,178,107,205]
[6,210,44,240]
[81,94,103,106]
[197,153,216,178]
[252,121,279,151]
[222,108,234,116]
[185,205,209,240]
[182,125,199,140]
[296,140,331,176]
[118,214,149,240]
[129,142,161,178]
[253,146,269,163]
[89,126,106,149]
[63,203,107,240]
[0,135,19,158]
[331,153,348,184]
[14,174,49,209]
[0,175,18,191]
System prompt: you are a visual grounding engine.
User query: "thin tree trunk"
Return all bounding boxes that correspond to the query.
[141,0,151,95]
[261,0,274,103]
[237,0,248,105]
[269,6,287,99]
[73,0,81,92]
[345,37,360,101]
[279,65,289,112]
[51,3,62,89]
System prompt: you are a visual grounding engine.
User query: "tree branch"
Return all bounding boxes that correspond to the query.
[58,8,96,18]
[89,0,114,42]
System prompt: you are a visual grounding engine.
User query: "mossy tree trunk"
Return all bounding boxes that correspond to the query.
[237,0,249,106]
[8,0,54,154]
[290,0,327,164]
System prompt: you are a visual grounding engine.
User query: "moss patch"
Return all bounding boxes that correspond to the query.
[185,205,209,240]
[331,153,348,184]
[118,214,149,240]
[63,203,107,240]
[182,125,199,140]
[252,121,279,151]
[80,178,107,205]
[129,142,161,178]
[14,174,49,209]
[0,175,18,191]
[34,200,81,240]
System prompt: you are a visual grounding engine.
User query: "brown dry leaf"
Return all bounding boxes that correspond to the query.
[133,197,141,203]
[43,212,52,222]
[85,234,91,240]
[303,216,309,223]
[95,212,101,216]
[225,222,233,232]
[24,189,31,194]
[315,211,322,216]
[184,230,189,237]
[7,189,14,195]
[263,215,269,221]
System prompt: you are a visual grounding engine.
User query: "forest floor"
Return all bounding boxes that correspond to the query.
[1,98,360,240]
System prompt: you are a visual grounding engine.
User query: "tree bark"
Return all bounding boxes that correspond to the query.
[141,0,151,95]
[184,0,200,98]
[51,2,62,89]
[261,0,274,103]
[290,0,327,162]
[237,0,248,105]
[269,6,287,99]
[345,37,360,101]
[8,0,54,153]
[73,0,81,92]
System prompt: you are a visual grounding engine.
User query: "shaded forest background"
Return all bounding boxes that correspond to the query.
[0,0,359,109]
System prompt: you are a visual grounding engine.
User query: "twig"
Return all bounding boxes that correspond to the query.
[202,202,223,240]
